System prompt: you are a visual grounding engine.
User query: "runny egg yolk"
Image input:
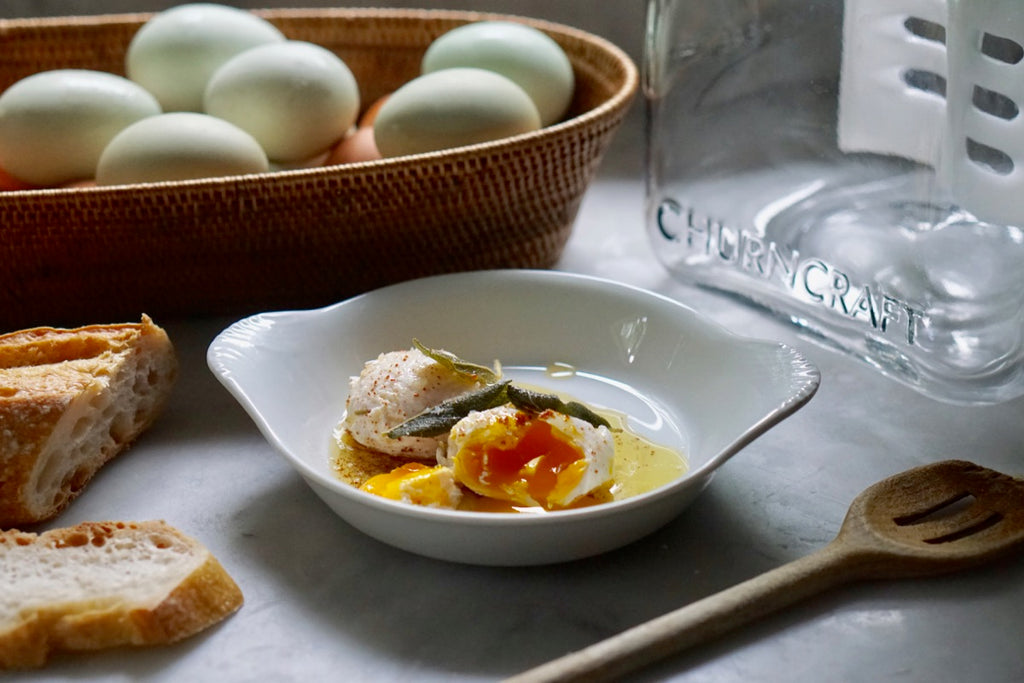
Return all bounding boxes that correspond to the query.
[359,462,462,508]
[451,411,610,510]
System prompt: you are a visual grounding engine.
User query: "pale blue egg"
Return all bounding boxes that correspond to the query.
[422,21,574,127]
[373,68,541,158]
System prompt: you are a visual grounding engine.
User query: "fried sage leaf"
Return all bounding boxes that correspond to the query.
[413,339,501,384]
[386,380,611,439]
[386,381,512,438]
[506,384,612,429]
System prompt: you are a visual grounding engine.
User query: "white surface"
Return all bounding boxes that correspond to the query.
[5,2,1024,681]
[207,270,817,566]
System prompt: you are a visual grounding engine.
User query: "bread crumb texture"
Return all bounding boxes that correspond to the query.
[0,520,243,669]
[0,315,178,526]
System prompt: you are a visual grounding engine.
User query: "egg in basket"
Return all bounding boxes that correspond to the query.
[0,6,637,328]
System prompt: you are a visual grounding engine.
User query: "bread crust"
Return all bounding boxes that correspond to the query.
[0,316,177,527]
[0,520,244,669]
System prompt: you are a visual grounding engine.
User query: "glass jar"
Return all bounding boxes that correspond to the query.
[644,0,1024,404]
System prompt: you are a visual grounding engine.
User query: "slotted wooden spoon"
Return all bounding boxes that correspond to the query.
[506,460,1024,683]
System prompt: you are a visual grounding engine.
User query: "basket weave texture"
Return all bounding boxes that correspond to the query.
[0,8,637,329]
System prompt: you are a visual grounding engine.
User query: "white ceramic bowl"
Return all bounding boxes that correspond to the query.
[208,270,819,565]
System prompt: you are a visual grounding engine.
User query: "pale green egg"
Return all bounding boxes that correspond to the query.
[0,69,162,186]
[204,41,360,163]
[422,21,575,127]
[95,112,269,185]
[372,68,541,158]
[126,3,286,113]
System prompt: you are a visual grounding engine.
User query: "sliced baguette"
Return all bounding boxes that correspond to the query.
[0,520,244,669]
[0,315,177,527]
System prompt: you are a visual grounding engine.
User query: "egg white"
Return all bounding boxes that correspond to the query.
[344,348,481,459]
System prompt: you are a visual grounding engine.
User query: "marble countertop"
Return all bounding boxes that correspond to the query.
[6,3,1024,681]
[15,171,1024,682]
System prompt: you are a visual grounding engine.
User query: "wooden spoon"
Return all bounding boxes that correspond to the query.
[506,460,1024,683]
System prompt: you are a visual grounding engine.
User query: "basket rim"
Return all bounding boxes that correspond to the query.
[0,6,639,197]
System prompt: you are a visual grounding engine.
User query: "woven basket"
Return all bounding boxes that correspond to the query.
[0,8,637,329]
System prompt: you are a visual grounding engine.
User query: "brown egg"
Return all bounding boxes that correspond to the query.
[325,126,382,165]
[358,94,391,127]
[0,164,41,191]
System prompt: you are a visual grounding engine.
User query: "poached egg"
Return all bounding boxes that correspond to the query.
[441,404,614,509]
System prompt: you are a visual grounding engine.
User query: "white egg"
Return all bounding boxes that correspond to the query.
[373,68,541,158]
[344,347,481,459]
[95,112,269,185]
[126,3,286,112]
[422,21,575,127]
[204,41,360,163]
[0,69,161,186]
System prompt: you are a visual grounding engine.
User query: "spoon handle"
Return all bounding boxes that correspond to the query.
[505,541,861,683]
